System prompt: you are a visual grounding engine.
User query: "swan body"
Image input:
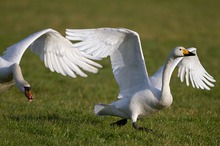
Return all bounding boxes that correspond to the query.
[0,28,101,101]
[66,28,215,130]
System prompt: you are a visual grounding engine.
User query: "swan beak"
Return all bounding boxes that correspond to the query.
[24,87,33,102]
[183,49,195,56]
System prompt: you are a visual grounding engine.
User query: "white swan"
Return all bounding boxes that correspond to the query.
[66,28,215,130]
[0,28,101,101]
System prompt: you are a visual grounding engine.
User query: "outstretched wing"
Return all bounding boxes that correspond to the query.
[2,29,101,78]
[177,47,215,90]
[66,28,150,98]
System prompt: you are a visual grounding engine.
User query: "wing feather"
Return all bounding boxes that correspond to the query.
[189,70,195,88]
[177,47,215,90]
[63,57,82,78]
[66,28,150,98]
[30,29,101,77]
[185,67,190,86]
[60,57,73,77]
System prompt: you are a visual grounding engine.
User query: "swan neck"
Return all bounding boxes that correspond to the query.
[11,64,24,82]
[10,64,28,91]
[160,56,175,107]
[162,57,174,89]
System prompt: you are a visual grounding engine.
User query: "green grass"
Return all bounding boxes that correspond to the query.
[0,0,219,145]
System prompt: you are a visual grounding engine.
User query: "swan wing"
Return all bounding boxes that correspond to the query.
[2,29,101,78]
[177,47,215,90]
[66,28,150,98]
[2,29,53,63]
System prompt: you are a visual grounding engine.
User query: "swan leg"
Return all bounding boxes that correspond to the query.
[110,119,127,127]
[132,122,152,132]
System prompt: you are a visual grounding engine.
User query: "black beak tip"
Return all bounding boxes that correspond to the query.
[185,51,195,56]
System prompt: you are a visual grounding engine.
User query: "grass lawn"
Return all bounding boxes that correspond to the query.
[0,0,219,145]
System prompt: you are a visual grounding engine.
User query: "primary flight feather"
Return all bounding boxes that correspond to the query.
[66,28,215,130]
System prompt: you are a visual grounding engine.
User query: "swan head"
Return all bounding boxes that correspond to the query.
[18,82,33,102]
[173,46,195,58]
[24,86,33,102]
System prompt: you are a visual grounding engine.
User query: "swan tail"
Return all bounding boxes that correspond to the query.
[94,104,112,116]
[94,104,128,118]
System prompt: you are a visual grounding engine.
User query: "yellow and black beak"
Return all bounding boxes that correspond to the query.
[183,49,195,56]
[24,87,33,102]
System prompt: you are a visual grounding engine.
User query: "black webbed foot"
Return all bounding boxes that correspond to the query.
[132,122,153,132]
[110,119,127,127]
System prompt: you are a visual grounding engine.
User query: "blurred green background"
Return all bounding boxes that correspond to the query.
[0,0,219,145]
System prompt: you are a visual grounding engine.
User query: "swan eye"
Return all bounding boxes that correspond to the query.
[179,48,182,51]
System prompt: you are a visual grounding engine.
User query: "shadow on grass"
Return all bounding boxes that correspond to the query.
[4,111,164,137]
[4,111,102,126]
[5,113,72,124]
